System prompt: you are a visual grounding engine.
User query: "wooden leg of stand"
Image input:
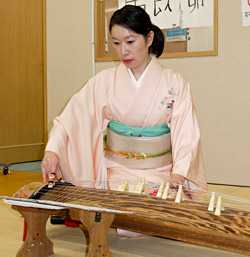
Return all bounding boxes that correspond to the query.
[16,209,53,257]
[71,210,115,257]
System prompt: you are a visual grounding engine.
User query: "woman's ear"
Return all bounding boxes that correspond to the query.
[147,30,154,47]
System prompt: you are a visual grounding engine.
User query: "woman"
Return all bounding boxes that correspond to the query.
[41,5,207,193]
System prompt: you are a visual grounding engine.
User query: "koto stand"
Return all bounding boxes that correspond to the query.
[12,205,115,257]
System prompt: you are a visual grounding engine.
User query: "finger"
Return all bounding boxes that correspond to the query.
[183,186,193,200]
[169,182,179,190]
[41,165,47,184]
[48,172,56,188]
[55,166,63,181]
[47,160,57,184]
[49,172,55,179]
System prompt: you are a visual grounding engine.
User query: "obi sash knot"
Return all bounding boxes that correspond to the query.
[108,120,170,137]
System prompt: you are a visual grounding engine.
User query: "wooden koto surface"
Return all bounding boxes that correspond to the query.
[38,185,250,236]
[33,183,250,256]
[1,173,250,257]
[0,200,246,257]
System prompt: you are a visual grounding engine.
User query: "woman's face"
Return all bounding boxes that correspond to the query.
[111,25,154,78]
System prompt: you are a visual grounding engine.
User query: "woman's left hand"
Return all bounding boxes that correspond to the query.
[168,174,185,189]
[168,174,194,200]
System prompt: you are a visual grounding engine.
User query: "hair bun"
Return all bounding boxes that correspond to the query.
[150,25,164,57]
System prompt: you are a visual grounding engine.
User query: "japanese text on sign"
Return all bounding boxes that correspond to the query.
[118,0,214,29]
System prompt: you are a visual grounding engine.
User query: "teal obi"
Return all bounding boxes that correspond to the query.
[107,120,170,137]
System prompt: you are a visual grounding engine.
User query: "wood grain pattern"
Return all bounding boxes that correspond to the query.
[33,183,250,256]
[0,0,46,163]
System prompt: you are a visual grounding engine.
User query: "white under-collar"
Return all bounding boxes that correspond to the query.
[128,55,153,88]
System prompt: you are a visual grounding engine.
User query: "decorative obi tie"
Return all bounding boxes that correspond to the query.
[104,121,172,169]
[107,120,170,137]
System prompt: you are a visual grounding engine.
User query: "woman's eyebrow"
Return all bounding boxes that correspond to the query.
[111,35,135,40]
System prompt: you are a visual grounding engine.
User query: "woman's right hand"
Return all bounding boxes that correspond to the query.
[41,151,61,184]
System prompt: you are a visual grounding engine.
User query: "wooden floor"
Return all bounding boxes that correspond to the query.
[0,170,43,196]
[0,171,249,257]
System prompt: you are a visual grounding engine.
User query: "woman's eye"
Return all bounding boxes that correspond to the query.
[113,42,120,45]
[127,41,134,44]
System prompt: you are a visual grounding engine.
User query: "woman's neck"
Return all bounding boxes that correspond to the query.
[131,55,151,81]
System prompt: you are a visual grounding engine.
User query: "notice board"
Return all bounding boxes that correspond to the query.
[94,0,218,61]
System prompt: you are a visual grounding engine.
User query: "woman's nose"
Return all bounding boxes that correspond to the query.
[121,43,128,55]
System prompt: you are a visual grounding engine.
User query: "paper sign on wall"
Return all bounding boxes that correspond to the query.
[118,0,214,29]
[118,0,180,29]
[166,28,186,42]
[181,0,213,28]
[242,0,250,26]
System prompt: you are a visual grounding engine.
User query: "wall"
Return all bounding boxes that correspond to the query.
[46,0,93,129]
[47,0,250,186]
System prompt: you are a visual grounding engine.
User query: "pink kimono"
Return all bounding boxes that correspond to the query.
[46,56,207,190]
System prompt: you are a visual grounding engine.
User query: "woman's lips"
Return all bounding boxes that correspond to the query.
[123,59,132,64]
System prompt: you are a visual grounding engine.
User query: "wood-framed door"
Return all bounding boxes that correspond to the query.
[0,0,47,163]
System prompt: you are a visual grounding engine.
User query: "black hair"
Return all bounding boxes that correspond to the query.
[109,5,164,58]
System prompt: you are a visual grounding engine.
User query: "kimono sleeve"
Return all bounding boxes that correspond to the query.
[170,76,207,190]
[45,70,112,184]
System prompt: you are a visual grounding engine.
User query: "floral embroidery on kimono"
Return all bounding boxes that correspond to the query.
[159,87,178,121]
